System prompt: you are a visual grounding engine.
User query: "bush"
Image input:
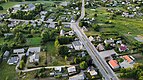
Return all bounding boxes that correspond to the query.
[18,60,25,70]
[55,74,62,79]
[80,61,88,70]
[0,6,3,10]
[27,34,33,38]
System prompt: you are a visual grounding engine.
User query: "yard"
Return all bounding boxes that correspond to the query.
[27,37,41,47]
[0,62,17,80]
[46,41,69,66]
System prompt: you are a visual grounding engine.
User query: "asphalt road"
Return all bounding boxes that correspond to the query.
[71,0,119,80]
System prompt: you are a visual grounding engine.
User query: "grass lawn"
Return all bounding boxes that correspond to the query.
[46,41,69,66]
[0,2,20,13]
[27,37,41,46]
[0,62,17,80]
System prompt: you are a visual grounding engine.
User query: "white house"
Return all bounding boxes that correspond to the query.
[104,38,114,44]
[67,66,77,75]
[88,36,95,42]
[60,29,65,36]
[29,53,39,63]
[72,41,83,50]
[88,70,98,76]
[55,67,62,72]
[13,48,25,54]
[68,31,74,36]
[48,23,55,28]
[27,47,41,56]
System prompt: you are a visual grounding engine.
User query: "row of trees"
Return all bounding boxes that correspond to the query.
[120,63,143,80]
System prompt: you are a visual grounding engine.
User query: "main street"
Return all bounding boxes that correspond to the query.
[71,0,119,80]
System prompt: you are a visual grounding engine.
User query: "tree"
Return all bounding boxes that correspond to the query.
[65,56,68,61]
[92,24,100,32]
[14,32,26,43]
[0,6,3,10]
[1,43,9,53]
[41,30,50,43]
[74,57,81,64]
[54,39,60,48]
[57,36,74,45]
[19,60,25,70]
[80,61,88,70]
[58,45,69,55]
[139,76,143,80]
[58,20,62,26]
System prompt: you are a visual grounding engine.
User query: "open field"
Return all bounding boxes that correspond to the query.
[0,62,17,80]
[27,37,42,47]
[85,7,143,44]
[0,2,19,13]
[46,41,69,66]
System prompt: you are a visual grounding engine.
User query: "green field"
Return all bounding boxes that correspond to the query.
[0,62,17,80]
[46,41,69,66]
[85,7,143,43]
[0,2,20,13]
[27,37,42,46]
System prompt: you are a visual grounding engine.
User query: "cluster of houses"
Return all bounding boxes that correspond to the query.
[104,0,143,18]
[6,47,41,65]
[9,3,35,13]
[87,35,135,70]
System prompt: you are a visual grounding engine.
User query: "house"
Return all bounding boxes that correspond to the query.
[3,51,10,59]
[69,74,85,80]
[0,14,6,19]
[96,36,102,41]
[60,1,69,6]
[29,53,39,63]
[40,11,47,15]
[13,48,25,54]
[104,38,114,44]
[67,66,77,75]
[82,26,88,31]
[108,60,119,69]
[96,44,105,51]
[4,33,13,37]
[12,4,21,13]
[88,36,95,42]
[88,70,98,77]
[28,47,41,53]
[72,41,83,50]
[7,56,19,65]
[68,31,74,36]
[48,23,55,28]
[116,40,122,44]
[27,47,41,56]
[123,55,134,64]
[55,67,62,72]
[60,29,65,36]
[64,24,70,28]
[119,44,128,52]
[23,4,35,11]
